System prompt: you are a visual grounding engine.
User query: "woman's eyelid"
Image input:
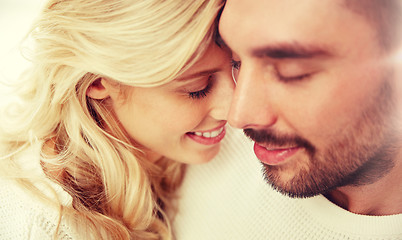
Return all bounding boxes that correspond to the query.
[187,76,214,99]
[173,74,214,100]
[173,74,208,90]
[181,74,213,91]
[188,83,212,99]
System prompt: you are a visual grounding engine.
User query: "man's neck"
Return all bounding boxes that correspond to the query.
[324,156,402,216]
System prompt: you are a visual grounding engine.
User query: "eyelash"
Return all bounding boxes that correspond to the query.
[231,59,241,70]
[230,58,311,83]
[188,75,214,100]
[275,69,312,82]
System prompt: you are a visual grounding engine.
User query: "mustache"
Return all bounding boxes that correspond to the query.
[244,128,316,153]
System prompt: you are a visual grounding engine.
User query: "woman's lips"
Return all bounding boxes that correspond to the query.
[186,126,226,145]
[253,143,300,165]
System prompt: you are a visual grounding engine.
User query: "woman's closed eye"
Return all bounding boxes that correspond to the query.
[187,75,215,100]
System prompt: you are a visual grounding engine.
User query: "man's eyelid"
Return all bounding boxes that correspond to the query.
[231,52,241,61]
[276,72,313,82]
[275,67,318,82]
[273,59,322,82]
[277,59,318,73]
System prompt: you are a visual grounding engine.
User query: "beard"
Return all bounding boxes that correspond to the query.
[245,79,398,198]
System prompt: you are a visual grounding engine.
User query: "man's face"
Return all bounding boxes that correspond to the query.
[220,0,402,197]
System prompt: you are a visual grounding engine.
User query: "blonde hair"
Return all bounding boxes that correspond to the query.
[0,0,223,239]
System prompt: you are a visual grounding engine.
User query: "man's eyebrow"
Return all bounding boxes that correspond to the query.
[175,68,221,81]
[251,42,333,59]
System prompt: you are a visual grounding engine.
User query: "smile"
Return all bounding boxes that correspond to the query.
[186,126,226,145]
[193,127,225,138]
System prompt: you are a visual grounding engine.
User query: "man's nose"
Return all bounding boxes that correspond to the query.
[228,63,277,129]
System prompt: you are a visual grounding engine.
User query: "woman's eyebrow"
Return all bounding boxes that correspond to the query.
[176,68,221,81]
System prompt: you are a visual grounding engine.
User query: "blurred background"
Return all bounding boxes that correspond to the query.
[0,0,44,93]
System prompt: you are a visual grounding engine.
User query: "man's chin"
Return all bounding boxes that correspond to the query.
[261,164,329,199]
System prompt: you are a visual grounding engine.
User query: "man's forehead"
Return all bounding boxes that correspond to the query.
[219,0,347,33]
[219,0,371,56]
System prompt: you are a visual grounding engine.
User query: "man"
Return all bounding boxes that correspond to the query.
[173,0,402,239]
[220,0,402,215]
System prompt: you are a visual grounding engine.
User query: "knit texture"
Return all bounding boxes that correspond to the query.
[0,144,78,240]
[173,126,402,240]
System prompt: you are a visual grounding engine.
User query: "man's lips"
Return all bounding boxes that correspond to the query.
[253,142,300,165]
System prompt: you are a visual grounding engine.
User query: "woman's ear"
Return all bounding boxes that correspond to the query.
[86,78,114,100]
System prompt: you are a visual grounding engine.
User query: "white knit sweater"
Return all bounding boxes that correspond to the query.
[173,127,402,240]
[1,128,401,239]
[0,143,78,239]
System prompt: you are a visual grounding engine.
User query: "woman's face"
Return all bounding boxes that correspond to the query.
[108,44,234,164]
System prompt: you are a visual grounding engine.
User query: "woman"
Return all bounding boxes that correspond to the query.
[0,0,232,239]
